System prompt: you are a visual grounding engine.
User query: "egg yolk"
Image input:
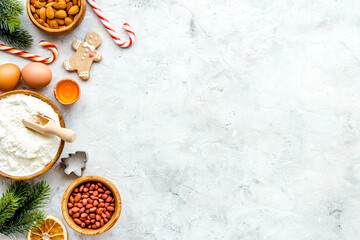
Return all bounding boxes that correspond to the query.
[56,80,79,104]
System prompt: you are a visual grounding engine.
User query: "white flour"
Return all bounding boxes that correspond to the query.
[0,94,61,176]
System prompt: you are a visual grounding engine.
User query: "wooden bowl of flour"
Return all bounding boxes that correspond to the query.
[0,90,65,180]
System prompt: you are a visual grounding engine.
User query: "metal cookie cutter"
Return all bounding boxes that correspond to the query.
[61,151,88,177]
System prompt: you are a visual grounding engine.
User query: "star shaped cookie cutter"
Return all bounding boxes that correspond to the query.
[61,151,88,177]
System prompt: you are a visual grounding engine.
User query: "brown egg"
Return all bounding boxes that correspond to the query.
[0,63,21,91]
[22,63,52,89]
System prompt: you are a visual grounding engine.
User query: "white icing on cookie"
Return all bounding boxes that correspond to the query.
[64,59,71,70]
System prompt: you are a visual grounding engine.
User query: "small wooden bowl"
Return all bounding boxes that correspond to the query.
[61,176,122,235]
[26,0,86,35]
[0,90,65,180]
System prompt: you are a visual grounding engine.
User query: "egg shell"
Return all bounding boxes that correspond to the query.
[22,63,52,89]
[0,63,21,92]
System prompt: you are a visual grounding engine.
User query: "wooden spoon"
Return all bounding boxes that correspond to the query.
[23,115,76,143]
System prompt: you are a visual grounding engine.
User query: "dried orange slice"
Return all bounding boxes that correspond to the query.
[27,215,68,240]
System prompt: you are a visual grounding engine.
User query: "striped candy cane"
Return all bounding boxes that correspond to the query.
[0,40,58,64]
[87,0,135,48]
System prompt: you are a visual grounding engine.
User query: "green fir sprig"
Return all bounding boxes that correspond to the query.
[0,181,50,239]
[0,0,33,49]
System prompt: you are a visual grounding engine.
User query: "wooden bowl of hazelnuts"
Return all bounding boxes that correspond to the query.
[61,176,122,235]
[26,0,86,35]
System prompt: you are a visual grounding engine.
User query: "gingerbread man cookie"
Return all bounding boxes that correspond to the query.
[63,32,102,80]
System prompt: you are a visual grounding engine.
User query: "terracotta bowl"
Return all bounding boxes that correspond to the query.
[26,0,86,35]
[0,90,65,180]
[61,176,122,235]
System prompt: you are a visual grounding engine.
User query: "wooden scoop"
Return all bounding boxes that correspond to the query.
[22,115,76,143]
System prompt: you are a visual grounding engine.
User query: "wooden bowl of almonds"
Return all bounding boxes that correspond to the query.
[27,0,86,35]
[61,176,122,235]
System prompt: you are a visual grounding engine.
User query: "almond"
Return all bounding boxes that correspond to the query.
[33,1,42,8]
[39,7,46,21]
[72,207,80,213]
[73,0,77,5]
[35,18,44,25]
[73,218,81,225]
[54,9,67,18]
[68,5,79,15]
[64,17,73,26]
[30,5,36,13]
[44,22,50,28]
[53,1,66,9]
[49,19,58,28]
[74,193,82,202]
[35,8,40,15]
[66,2,72,11]
[55,18,65,25]
[45,2,55,7]
[33,13,39,19]
[46,6,54,19]
[95,222,100,228]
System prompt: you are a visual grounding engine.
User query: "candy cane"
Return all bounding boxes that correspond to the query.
[0,40,58,64]
[87,0,135,48]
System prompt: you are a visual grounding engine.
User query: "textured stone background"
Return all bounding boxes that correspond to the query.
[2,0,360,239]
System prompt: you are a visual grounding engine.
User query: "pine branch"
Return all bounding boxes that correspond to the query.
[0,193,21,226]
[0,181,50,238]
[0,0,23,32]
[0,181,30,226]
[0,0,33,49]
[0,27,33,49]
[0,210,46,238]
[22,181,51,211]
[7,181,30,200]
[0,17,22,32]
[0,0,23,17]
